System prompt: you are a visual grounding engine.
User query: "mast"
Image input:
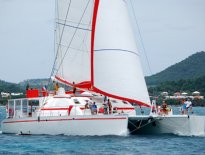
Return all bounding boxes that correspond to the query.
[91,0,100,87]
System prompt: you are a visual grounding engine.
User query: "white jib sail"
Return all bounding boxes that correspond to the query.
[93,0,151,106]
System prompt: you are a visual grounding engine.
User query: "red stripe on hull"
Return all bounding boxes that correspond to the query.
[41,108,85,111]
[115,107,135,110]
[3,117,127,124]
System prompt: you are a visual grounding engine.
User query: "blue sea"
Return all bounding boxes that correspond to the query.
[0,106,205,155]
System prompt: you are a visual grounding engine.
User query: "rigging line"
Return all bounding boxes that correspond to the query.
[52,0,72,77]
[47,0,59,90]
[56,22,91,31]
[130,0,153,75]
[47,0,72,88]
[130,0,157,97]
[55,0,91,75]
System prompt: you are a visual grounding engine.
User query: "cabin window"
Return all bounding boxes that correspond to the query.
[8,100,14,118]
[28,100,39,113]
[73,99,80,104]
[123,101,128,104]
[22,99,28,115]
[15,100,21,111]
[111,100,117,103]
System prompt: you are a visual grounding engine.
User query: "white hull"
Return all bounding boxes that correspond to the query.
[128,115,205,136]
[155,115,205,136]
[2,115,128,136]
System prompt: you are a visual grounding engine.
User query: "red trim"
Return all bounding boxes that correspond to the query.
[53,97,71,99]
[3,117,127,124]
[41,108,70,111]
[41,107,134,111]
[115,107,135,110]
[65,90,85,94]
[91,0,100,87]
[41,107,85,111]
[93,86,150,107]
[55,76,91,89]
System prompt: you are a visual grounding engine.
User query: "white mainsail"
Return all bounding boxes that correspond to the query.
[54,0,150,107]
[55,0,93,88]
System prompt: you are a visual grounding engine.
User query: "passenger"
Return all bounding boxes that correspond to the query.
[103,96,107,103]
[181,99,187,115]
[72,82,76,95]
[185,98,193,114]
[107,99,112,114]
[91,102,97,115]
[161,100,168,115]
[85,101,89,109]
[151,104,157,114]
[98,106,104,114]
[54,82,59,92]
[88,99,93,110]
[103,103,108,114]
[26,83,30,90]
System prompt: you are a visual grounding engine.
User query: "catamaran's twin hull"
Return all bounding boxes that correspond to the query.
[128,115,205,136]
[2,115,128,136]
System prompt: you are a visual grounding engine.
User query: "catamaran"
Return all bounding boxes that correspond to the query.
[1,0,205,136]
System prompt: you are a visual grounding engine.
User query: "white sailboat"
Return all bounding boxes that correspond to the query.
[2,0,204,136]
[1,0,151,136]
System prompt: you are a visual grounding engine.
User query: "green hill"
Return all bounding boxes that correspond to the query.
[148,75,205,96]
[19,78,49,90]
[146,51,205,86]
[0,80,23,93]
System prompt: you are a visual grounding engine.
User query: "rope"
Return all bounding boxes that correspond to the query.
[129,117,156,134]
[47,0,91,91]
[129,0,152,75]
[47,0,72,89]
[55,0,91,74]
[129,0,157,97]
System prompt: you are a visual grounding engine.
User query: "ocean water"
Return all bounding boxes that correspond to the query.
[0,106,205,155]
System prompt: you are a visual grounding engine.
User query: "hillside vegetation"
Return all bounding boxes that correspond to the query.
[19,78,49,89]
[146,51,205,85]
[148,75,205,96]
[0,80,23,93]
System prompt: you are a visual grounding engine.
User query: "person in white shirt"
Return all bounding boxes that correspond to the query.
[185,98,193,114]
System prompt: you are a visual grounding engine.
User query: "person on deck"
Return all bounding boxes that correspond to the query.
[72,82,76,95]
[185,98,193,114]
[181,99,187,115]
[107,99,112,114]
[85,100,89,109]
[103,102,108,114]
[54,82,59,92]
[91,102,97,115]
[26,83,30,90]
[161,100,169,115]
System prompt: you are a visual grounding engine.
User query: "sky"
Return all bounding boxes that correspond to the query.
[0,0,205,83]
